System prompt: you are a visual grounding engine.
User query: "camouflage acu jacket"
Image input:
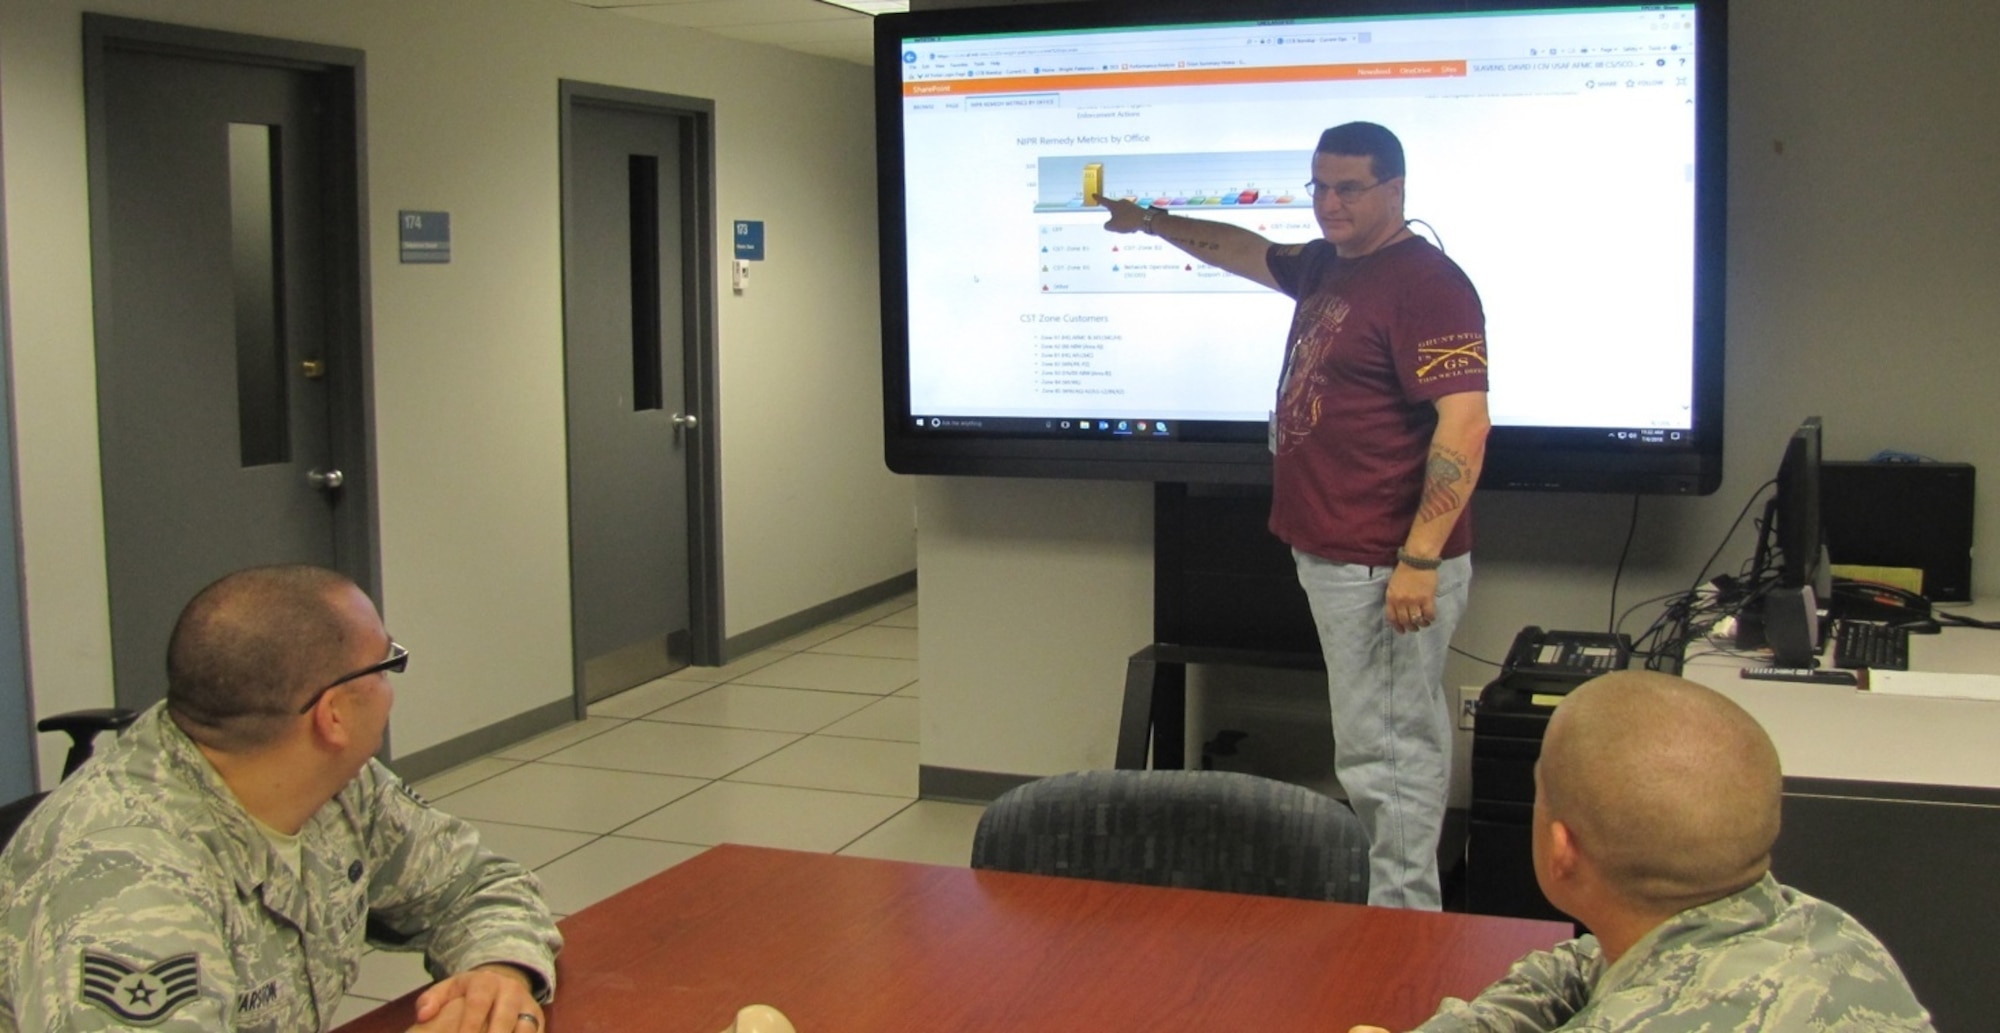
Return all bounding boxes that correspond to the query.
[1418,874,1932,1032]
[0,704,561,1032]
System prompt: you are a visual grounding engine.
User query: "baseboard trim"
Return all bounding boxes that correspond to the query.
[722,570,916,659]
[386,574,917,782]
[386,698,574,783]
[918,764,1039,804]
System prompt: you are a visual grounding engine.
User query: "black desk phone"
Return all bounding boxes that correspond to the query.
[1499,626,1633,693]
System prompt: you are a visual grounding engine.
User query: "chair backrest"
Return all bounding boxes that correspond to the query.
[0,707,139,850]
[970,769,1370,903]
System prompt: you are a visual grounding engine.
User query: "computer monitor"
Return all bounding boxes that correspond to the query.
[874,0,1727,493]
[1774,416,1825,591]
[1763,416,1825,665]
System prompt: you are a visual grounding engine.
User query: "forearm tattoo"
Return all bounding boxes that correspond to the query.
[1418,446,1471,523]
[1162,229,1220,253]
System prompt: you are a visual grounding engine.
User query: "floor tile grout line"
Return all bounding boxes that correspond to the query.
[583,776,916,846]
[517,724,835,785]
[490,714,635,763]
[538,716,921,795]
[618,717,877,736]
[519,830,608,874]
[718,684,907,697]
[410,759,524,802]
[833,798,923,854]
[520,750,802,783]
[697,777,918,802]
[592,680,739,722]
[716,773,919,799]
[593,777,723,840]
[811,729,920,745]
[717,673,919,695]
[646,684,903,705]
[590,832,713,850]
[527,718,808,767]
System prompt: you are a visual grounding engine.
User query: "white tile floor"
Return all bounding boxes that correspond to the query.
[331,593,984,1025]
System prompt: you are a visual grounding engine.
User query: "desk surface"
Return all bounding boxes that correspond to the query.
[336,844,1569,1033]
[1681,613,2000,790]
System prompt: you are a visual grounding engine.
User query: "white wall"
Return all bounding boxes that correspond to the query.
[915,477,1152,776]
[918,0,2000,797]
[0,0,914,782]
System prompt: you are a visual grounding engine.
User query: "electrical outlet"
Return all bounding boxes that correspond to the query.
[1458,685,1482,731]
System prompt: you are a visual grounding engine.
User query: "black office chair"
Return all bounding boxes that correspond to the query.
[0,708,139,847]
[970,768,1370,903]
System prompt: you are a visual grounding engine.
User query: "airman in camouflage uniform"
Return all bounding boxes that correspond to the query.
[1356,671,1931,1033]
[0,567,561,1032]
[1417,873,1932,1031]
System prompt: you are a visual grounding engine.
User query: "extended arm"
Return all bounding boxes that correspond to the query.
[1386,390,1490,633]
[1101,197,1280,290]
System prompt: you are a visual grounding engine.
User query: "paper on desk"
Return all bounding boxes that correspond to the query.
[1864,669,2000,703]
[1829,563,1925,595]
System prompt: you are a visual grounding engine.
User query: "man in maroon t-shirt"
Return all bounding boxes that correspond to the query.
[1103,123,1489,909]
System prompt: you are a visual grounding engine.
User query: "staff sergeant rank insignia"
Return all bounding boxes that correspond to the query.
[80,950,201,1025]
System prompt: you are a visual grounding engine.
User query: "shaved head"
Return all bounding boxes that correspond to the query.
[166,565,366,752]
[1538,671,1782,913]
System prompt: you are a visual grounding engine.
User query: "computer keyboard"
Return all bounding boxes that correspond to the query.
[1832,620,1911,671]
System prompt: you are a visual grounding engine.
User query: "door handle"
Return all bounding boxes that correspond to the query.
[671,413,698,430]
[308,468,344,491]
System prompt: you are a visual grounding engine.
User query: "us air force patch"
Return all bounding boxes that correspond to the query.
[80,950,200,1025]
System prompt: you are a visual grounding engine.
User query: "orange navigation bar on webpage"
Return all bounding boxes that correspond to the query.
[904,61,1469,97]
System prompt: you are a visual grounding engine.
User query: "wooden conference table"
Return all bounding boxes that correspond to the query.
[339,844,1569,1033]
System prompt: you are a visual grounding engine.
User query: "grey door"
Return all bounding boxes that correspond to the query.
[563,95,707,702]
[88,22,369,711]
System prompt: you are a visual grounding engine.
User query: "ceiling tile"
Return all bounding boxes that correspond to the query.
[714,18,874,46]
[784,38,874,64]
[612,0,859,29]
[562,0,879,66]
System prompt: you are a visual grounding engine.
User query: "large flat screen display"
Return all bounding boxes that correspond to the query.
[876,0,1725,492]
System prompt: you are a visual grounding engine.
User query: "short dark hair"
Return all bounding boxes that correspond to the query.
[1315,122,1406,182]
[166,565,362,752]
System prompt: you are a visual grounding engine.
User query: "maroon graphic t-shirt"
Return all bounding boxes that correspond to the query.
[1264,235,1488,566]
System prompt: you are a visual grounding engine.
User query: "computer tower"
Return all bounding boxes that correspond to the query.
[1820,461,1974,602]
[1466,678,1566,923]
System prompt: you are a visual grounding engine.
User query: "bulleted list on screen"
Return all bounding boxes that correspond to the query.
[1032,329,1114,395]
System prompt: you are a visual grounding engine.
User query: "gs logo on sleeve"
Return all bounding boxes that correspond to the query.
[79,951,201,1025]
[1413,331,1487,383]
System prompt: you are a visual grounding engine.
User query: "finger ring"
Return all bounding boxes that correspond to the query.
[517,1013,541,1029]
